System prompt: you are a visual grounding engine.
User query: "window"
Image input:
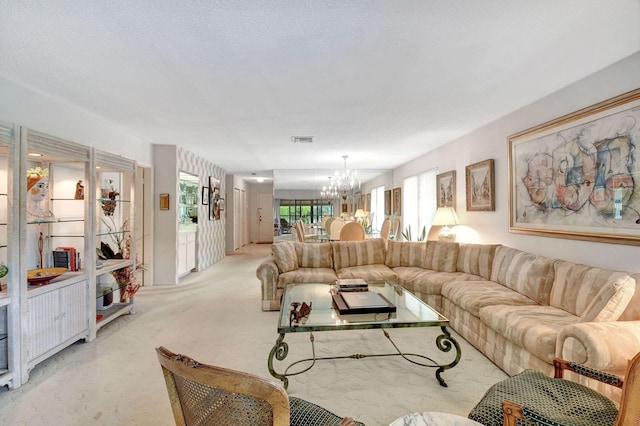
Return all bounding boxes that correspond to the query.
[278,199,332,233]
[369,185,385,233]
[402,169,437,240]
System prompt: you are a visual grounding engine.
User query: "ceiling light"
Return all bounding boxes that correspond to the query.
[257,177,264,183]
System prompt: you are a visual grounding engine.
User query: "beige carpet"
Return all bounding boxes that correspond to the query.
[0,243,507,425]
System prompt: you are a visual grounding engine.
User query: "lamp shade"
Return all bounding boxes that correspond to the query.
[354,209,366,218]
[432,207,460,226]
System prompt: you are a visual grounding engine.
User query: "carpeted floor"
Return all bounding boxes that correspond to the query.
[0,243,507,425]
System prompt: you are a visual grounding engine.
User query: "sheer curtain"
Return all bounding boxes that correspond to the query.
[402,168,437,240]
[370,185,385,234]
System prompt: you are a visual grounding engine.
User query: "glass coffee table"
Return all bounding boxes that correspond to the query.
[267,281,461,389]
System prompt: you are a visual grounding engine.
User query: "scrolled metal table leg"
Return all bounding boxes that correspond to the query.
[268,333,289,389]
[434,326,462,387]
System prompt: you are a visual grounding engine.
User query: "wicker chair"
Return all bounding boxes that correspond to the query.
[468,352,640,426]
[156,346,364,426]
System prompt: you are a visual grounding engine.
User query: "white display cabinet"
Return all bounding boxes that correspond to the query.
[0,127,138,389]
[20,128,91,383]
[0,121,19,388]
[91,150,136,339]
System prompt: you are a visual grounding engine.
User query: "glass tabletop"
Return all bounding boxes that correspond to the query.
[278,281,449,333]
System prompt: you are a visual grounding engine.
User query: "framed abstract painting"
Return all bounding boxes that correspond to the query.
[509,88,640,245]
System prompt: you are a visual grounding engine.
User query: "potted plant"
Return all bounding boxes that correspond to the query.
[97,284,114,310]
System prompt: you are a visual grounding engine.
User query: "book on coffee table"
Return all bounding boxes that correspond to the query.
[332,290,396,315]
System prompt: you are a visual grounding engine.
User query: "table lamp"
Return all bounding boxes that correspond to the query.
[354,209,366,223]
[432,207,460,241]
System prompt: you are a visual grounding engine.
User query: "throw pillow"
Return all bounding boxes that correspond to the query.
[580,276,636,322]
[272,242,298,273]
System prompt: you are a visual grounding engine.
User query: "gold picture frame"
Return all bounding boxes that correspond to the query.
[466,159,495,211]
[392,187,401,215]
[509,88,640,245]
[436,170,456,208]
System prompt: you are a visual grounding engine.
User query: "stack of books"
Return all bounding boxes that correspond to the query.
[332,279,396,315]
[336,278,368,292]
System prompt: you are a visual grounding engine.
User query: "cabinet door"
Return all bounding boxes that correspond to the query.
[59,281,87,341]
[27,291,59,361]
[177,233,187,276]
[186,233,196,271]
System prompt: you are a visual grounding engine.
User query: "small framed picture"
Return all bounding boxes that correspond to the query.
[384,189,391,215]
[201,186,209,205]
[159,193,170,210]
[436,170,456,208]
[466,159,495,211]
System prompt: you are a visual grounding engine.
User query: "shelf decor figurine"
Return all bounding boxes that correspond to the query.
[74,180,84,200]
[26,167,55,220]
[101,179,119,216]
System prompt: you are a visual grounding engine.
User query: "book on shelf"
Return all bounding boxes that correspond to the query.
[55,246,79,271]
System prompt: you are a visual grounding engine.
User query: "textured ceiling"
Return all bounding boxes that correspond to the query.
[0,1,639,190]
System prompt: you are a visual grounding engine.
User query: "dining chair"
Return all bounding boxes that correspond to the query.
[468,351,640,426]
[324,217,336,236]
[329,218,346,241]
[339,221,365,241]
[379,218,391,242]
[155,346,364,426]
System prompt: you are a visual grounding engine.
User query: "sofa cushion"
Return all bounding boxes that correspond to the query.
[277,268,338,288]
[385,240,426,268]
[424,241,459,272]
[394,267,480,296]
[332,238,386,270]
[336,265,398,282]
[272,241,298,273]
[550,261,635,321]
[295,242,333,269]
[490,246,556,305]
[456,243,500,280]
[442,280,537,317]
[619,273,640,321]
[480,304,579,363]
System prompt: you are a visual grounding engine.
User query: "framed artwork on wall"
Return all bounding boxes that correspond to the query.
[393,187,401,215]
[208,176,221,220]
[466,159,495,211]
[201,186,209,205]
[366,193,371,212]
[384,189,391,215]
[509,88,640,245]
[436,170,456,208]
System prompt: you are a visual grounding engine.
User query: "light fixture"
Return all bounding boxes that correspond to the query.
[256,177,264,183]
[432,207,460,242]
[322,155,360,202]
[354,209,366,223]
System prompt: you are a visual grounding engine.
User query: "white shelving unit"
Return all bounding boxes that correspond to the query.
[19,128,92,383]
[92,150,136,339]
[0,121,19,389]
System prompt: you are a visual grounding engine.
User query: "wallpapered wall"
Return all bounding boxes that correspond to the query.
[177,147,225,270]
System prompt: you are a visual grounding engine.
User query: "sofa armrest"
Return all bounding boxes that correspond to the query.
[256,255,280,311]
[557,321,640,371]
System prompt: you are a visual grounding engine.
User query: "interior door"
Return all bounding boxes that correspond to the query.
[257,193,273,243]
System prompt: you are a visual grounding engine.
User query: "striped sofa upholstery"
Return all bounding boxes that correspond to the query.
[256,239,640,401]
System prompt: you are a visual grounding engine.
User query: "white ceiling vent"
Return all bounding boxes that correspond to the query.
[291,136,313,143]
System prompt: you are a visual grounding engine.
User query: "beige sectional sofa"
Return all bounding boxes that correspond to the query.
[256,238,640,400]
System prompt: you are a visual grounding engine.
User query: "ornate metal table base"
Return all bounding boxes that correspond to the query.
[268,326,461,390]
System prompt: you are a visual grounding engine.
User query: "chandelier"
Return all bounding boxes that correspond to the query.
[321,155,360,201]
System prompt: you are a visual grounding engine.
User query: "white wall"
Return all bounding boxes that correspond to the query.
[393,52,640,273]
[0,77,152,165]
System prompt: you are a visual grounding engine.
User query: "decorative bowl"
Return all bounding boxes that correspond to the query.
[27,267,68,286]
